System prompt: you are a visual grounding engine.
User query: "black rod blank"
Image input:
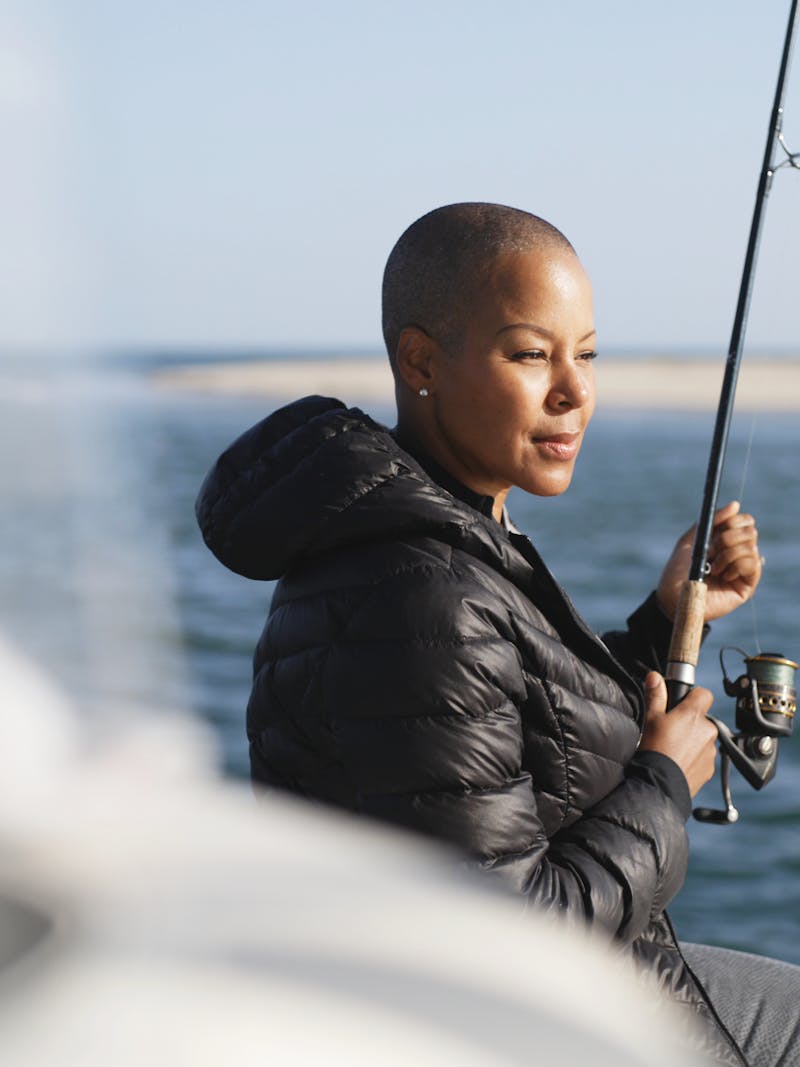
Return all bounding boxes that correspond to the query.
[665,1,800,710]
[689,0,799,583]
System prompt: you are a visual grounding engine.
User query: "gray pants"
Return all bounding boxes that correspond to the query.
[682,943,800,1066]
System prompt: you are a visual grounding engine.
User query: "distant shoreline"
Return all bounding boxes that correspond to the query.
[152,357,800,411]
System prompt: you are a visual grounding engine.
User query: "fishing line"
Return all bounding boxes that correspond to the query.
[749,593,763,656]
[736,413,758,503]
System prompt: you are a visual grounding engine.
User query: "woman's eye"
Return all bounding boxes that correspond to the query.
[578,350,598,361]
[511,350,547,361]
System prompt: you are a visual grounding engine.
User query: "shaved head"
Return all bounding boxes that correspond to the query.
[381,202,575,365]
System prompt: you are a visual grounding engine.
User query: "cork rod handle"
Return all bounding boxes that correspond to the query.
[666,580,707,709]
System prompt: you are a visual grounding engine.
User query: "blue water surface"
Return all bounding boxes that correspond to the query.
[3,352,799,962]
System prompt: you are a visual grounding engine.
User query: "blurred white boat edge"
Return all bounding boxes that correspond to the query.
[152,356,800,411]
[0,634,715,1066]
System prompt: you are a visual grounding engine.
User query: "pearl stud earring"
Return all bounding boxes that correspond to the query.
[419,388,429,398]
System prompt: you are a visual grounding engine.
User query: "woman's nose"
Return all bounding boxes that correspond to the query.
[546,362,591,411]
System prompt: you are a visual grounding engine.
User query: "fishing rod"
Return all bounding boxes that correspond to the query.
[665,0,800,823]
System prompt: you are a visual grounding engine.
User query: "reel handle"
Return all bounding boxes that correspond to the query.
[694,746,739,824]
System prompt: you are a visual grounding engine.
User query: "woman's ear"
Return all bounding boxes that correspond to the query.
[394,325,438,397]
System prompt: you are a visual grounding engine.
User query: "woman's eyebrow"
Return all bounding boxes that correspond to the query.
[495,322,596,343]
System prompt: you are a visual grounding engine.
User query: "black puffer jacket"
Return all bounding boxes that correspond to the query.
[197,395,746,1066]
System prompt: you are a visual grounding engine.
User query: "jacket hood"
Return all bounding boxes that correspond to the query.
[198,393,645,728]
[196,395,520,582]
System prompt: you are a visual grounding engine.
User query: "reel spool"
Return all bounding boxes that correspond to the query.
[693,651,797,824]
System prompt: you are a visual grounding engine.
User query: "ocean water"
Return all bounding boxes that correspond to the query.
[3,351,799,962]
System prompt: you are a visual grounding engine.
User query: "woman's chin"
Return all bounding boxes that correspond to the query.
[518,467,576,498]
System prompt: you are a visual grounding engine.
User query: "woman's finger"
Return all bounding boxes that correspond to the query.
[717,558,762,585]
[708,514,758,563]
[709,514,756,542]
[711,500,741,526]
[709,544,761,576]
[708,532,759,563]
[674,502,743,546]
[710,512,757,535]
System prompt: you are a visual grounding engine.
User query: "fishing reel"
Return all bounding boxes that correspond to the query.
[694,651,798,824]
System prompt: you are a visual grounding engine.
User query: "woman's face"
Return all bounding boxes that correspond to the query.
[429,248,596,500]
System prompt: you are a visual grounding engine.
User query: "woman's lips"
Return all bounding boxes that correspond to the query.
[532,432,581,460]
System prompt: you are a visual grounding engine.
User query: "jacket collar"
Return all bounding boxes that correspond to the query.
[392,427,496,520]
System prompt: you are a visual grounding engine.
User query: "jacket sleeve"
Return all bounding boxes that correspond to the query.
[600,591,711,683]
[307,562,689,948]
[601,592,674,679]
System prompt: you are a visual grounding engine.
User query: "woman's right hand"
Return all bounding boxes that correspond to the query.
[639,671,718,797]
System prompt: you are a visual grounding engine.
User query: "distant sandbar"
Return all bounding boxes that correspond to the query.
[152,357,800,412]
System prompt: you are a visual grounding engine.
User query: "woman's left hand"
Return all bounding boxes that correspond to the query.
[656,500,763,622]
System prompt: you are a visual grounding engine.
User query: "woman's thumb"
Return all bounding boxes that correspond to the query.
[644,671,667,716]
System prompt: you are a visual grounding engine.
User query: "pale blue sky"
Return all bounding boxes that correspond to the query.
[3,0,800,351]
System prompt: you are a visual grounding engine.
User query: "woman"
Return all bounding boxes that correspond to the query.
[197,203,798,1065]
